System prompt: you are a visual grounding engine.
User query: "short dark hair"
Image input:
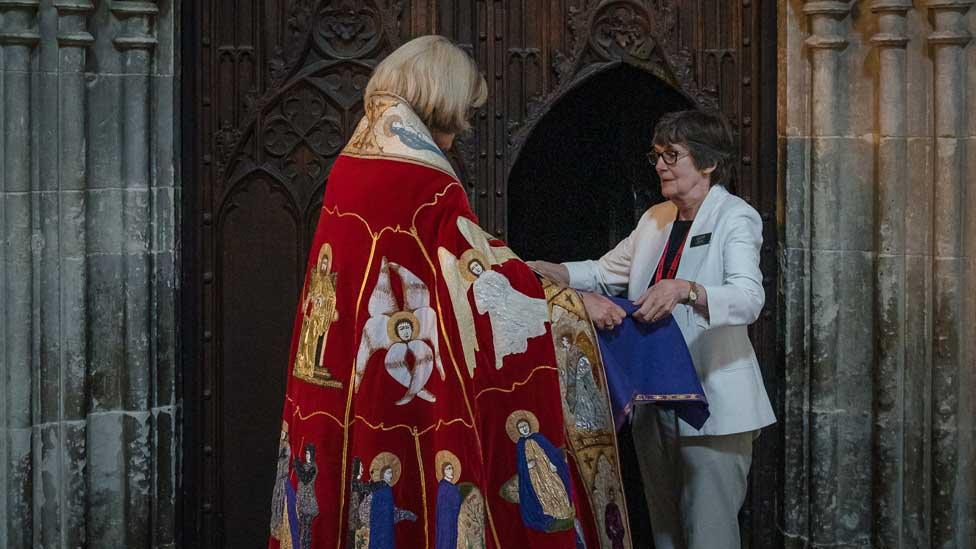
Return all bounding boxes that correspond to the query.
[652,110,736,187]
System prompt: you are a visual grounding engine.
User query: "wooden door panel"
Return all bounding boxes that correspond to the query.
[183,1,779,546]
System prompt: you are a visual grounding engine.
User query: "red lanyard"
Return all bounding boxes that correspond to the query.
[651,227,689,286]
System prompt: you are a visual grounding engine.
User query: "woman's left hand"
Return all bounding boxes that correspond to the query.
[632,279,690,323]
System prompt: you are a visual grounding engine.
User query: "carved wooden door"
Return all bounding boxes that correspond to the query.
[183,1,779,547]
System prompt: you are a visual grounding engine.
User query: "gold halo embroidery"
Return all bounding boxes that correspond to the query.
[370,452,403,486]
[387,311,420,342]
[382,114,403,137]
[459,249,490,283]
[505,409,541,443]
[434,449,462,483]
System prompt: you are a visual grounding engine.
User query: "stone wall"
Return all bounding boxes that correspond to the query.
[0,1,178,547]
[779,0,975,546]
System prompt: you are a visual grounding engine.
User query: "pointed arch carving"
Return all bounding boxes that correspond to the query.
[505,0,718,178]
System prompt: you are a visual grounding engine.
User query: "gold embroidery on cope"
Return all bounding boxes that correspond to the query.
[544,278,633,548]
[343,92,458,178]
[294,243,343,388]
[354,258,445,405]
[500,410,575,531]
[333,184,503,548]
[439,217,547,375]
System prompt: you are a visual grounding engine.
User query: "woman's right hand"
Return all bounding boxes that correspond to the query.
[526,260,570,285]
[581,292,626,331]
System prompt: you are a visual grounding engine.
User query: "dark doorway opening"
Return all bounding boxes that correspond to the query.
[507,64,694,547]
[507,65,693,263]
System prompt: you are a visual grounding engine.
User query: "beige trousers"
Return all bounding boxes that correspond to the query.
[631,405,754,549]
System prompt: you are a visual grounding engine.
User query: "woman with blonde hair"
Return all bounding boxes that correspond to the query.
[269,36,628,548]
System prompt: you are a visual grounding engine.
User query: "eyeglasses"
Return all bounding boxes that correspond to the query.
[646,149,689,166]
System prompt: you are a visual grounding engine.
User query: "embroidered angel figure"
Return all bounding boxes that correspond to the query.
[438,217,549,376]
[355,258,444,405]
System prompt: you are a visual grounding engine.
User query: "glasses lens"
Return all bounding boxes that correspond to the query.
[646,151,658,165]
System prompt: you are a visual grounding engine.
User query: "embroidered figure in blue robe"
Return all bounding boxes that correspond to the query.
[500,410,575,533]
[294,444,319,549]
[359,452,417,549]
[285,480,301,549]
[435,463,462,549]
[434,450,485,549]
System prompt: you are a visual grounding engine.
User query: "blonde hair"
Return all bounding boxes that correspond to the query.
[365,35,488,134]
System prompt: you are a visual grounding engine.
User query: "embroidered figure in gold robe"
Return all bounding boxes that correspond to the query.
[294,243,342,387]
[439,217,549,375]
[355,258,444,405]
[500,410,575,532]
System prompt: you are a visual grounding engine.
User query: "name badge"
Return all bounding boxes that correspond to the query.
[690,233,711,247]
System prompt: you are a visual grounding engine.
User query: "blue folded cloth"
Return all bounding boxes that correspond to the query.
[596,296,710,431]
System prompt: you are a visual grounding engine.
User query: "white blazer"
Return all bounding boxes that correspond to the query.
[564,185,776,437]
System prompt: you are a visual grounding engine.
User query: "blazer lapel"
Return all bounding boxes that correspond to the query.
[631,202,677,297]
[676,185,728,282]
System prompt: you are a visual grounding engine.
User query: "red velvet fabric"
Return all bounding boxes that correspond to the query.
[270,153,597,548]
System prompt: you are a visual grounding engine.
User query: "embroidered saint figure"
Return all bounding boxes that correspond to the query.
[295,443,320,549]
[568,334,612,432]
[555,331,580,417]
[592,453,625,549]
[357,452,417,549]
[439,217,549,376]
[348,457,378,549]
[355,258,444,405]
[499,410,575,533]
[270,422,295,545]
[604,487,626,549]
[294,243,342,388]
[434,450,485,549]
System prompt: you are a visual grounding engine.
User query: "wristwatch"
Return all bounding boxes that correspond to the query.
[687,281,699,306]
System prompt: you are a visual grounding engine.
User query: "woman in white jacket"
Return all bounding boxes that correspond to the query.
[529,110,775,549]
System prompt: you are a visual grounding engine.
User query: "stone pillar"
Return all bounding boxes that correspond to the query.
[926,1,973,547]
[781,0,976,545]
[29,0,97,545]
[0,2,40,548]
[869,1,911,547]
[0,0,178,547]
[802,1,878,546]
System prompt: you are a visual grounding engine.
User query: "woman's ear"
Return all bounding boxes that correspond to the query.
[701,163,717,176]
